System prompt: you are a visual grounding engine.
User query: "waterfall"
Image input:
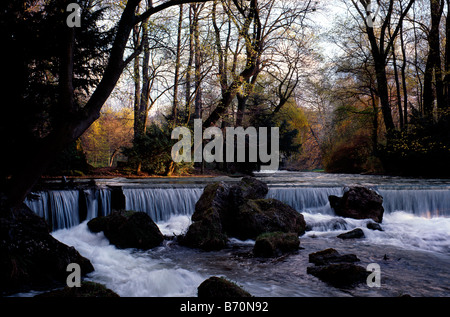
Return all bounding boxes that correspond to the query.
[48,190,79,230]
[267,187,450,217]
[25,182,450,231]
[25,192,49,221]
[267,187,343,214]
[25,188,112,230]
[99,188,111,217]
[84,189,98,221]
[379,189,450,217]
[123,188,203,222]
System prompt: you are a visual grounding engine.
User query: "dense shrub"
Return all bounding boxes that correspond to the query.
[123,123,193,176]
[379,116,450,177]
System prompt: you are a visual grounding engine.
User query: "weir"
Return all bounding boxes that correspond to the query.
[24,182,450,231]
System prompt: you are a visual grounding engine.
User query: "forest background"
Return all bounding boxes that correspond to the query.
[3,0,450,196]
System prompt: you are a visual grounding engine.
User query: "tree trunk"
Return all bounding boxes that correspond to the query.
[204,0,261,127]
[370,90,379,155]
[185,4,195,120]
[392,41,404,129]
[445,0,450,110]
[400,20,408,128]
[236,93,248,127]
[423,0,444,117]
[133,21,141,139]
[172,4,183,128]
[354,0,415,132]
[374,55,396,131]
[363,14,395,131]
[193,4,203,120]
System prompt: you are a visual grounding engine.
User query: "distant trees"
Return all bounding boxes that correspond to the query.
[121,0,318,174]
[317,0,450,176]
[81,108,133,167]
[5,0,450,210]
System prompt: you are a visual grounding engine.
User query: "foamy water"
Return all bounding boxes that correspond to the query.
[47,211,450,297]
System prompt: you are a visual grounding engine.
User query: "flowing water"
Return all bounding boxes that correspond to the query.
[22,172,450,297]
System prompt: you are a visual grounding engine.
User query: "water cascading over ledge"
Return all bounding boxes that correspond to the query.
[25,184,450,231]
[25,188,112,230]
[123,188,204,223]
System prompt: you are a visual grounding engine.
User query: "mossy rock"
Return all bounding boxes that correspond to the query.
[197,277,252,298]
[237,176,269,200]
[35,281,119,297]
[179,210,228,251]
[183,178,306,251]
[253,232,300,257]
[230,199,306,240]
[87,210,164,250]
[0,203,94,295]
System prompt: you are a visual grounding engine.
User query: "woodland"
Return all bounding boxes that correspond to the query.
[1,0,450,209]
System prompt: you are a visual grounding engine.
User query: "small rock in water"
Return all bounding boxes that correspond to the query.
[35,281,119,297]
[306,263,369,288]
[307,248,368,288]
[308,248,360,265]
[337,228,365,239]
[367,222,383,231]
[197,276,252,297]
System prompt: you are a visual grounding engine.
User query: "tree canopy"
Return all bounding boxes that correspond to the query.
[2,0,450,208]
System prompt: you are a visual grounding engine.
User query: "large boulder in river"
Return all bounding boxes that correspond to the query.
[87,210,164,250]
[230,198,306,240]
[0,202,94,295]
[235,176,269,200]
[181,177,305,250]
[179,209,228,251]
[329,186,384,223]
[179,182,231,250]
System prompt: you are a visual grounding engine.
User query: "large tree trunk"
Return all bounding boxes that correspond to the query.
[400,19,409,128]
[172,4,183,128]
[135,19,151,141]
[373,54,396,131]
[204,0,261,127]
[185,4,195,121]
[193,4,203,120]
[444,0,450,111]
[423,0,444,117]
[354,0,415,132]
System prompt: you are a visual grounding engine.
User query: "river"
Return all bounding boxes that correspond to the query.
[21,172,450,297]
